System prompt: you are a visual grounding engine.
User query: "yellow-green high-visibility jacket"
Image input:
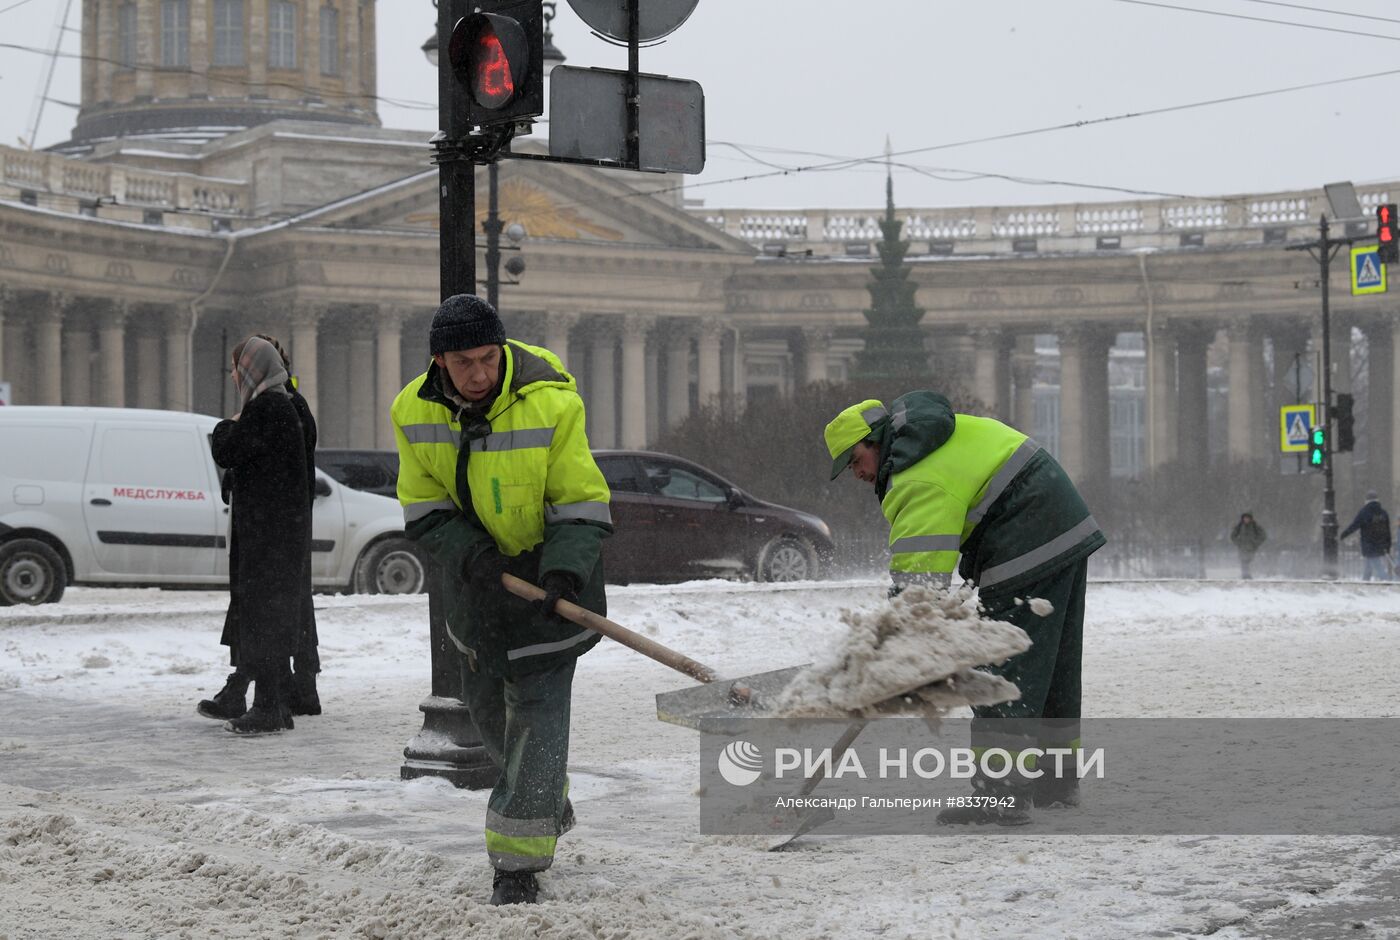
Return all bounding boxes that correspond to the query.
[879,391,1103,597]
[392,340,611,675]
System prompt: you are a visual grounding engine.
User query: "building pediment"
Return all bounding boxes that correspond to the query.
[300,157,754,255]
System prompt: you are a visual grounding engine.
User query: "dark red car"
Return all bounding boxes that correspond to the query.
[593,450,833,583]
[319,448,834,583]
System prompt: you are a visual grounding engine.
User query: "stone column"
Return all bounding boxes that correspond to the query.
[33,294,65,406]
[801,325,831,386]
[290,304,324,420]
[165,306,192,411]
[665,324,693,428]
[972,327,1002,417]
[1175,325,1213,470]
[619,315,652,450]
[645,335,660,444]
[589,321,618,448]
[376,308,404,450]
[134,0,155,96]
[1226,321,1262,462]
[247,0,267,90]
[0,287,7,395]
[1361,320,1393,498]
[1011,334,1037,433]
[1082,328,1113,486]
[545,312,576,368]
[62,308,92,406]
[189,0,210,95]
[135,314,163,408]
[1057,326,1087,480]
[303,0,322,92]
[697,317,723,407]
[1147,320,1179,469]
[95,299,127,408]
[729,326,747,417]
[348,318,376,448]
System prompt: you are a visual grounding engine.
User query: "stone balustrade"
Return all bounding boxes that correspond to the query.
[696,181,1394,254]
[0,144,246,216]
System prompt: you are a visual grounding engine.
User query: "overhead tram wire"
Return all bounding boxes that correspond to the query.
[1112,0,1400,42]
[0,0,48,16]
[1234,0,1400,27]
[535,64,1400,218]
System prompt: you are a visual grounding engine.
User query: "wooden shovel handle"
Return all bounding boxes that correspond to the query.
[501,573,720,685]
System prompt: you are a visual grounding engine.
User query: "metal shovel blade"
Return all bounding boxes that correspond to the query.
[655,665,806,732]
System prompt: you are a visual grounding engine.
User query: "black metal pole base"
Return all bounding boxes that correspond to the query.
[401,695,500,790]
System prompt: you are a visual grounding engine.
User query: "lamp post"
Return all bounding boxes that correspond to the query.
[399,0,498,790]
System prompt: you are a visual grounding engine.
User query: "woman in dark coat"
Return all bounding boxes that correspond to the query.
[209,336,311,734]
[197,335,321,721]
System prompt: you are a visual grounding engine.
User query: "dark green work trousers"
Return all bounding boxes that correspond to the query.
[973,557,1088,766]
[460,658,576,873]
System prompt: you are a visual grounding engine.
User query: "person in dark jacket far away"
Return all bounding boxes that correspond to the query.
[197,335,322,720]
[207,336,311,734]
[392,294,611,906]
[825,391,1104,827]
[1230,512,1266,580]
[1340,491,1393,582]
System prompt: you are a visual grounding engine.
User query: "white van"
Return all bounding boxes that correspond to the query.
[0,407,425,605]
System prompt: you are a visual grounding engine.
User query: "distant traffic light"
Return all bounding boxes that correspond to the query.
[449,1,544,128]
[1334,393,1355,453]
[1378,204,1398,264]
[1310,425,1326,468]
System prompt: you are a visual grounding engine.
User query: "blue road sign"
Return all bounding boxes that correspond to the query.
[1280,404,1315,453]
[1351,246,1386,295]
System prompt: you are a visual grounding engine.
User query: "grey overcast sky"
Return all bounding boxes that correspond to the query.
[4,0,1400,210]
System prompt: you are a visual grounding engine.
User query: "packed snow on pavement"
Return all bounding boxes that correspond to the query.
[2,578,1399,939]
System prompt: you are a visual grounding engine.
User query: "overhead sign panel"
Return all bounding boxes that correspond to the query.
[549,66,705,174]
[1280,403,1315,454]
[1351,245,1386,295]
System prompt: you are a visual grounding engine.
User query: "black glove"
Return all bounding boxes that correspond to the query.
[537,571,581,624]
[465,547,511,592]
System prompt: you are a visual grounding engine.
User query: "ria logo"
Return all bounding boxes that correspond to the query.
[717,740,763,786]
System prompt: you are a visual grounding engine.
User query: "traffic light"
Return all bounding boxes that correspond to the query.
[1310,425,1326,468]
[448,1,544,128]
[1334,393,1355,453]
[1378,204,1398,264]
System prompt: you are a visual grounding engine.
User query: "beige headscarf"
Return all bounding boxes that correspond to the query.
[232,335,291,412]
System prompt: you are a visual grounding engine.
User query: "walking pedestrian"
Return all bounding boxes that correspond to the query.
[1230,512,1266,580]
[1340,491,1392,582]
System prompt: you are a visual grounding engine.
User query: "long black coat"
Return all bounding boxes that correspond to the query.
[212,390,311,668]
[289,389,320,671]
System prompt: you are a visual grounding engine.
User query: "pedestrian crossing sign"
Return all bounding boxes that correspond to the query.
[1351,246,1386,295]
[1280,404,1315,453]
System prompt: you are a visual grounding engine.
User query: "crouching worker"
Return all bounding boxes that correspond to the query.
[824,391,1104,825]
[392,294,611,904]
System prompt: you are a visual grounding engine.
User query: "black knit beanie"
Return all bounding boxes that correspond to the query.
[429,294,505,356]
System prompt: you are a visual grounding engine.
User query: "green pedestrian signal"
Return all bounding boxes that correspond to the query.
[1309,426,1326,468]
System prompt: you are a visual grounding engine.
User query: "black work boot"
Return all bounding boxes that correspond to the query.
[561,799,576,835]
[1033,774,1080,809]
[490,870,539,906]
[196,671,249,721]
[288,668,321,717]
[937,773,1033,827]
[226,666,294,735]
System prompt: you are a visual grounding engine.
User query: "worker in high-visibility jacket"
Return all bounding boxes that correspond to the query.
[392,294,611,905]
[824,390,1104,825]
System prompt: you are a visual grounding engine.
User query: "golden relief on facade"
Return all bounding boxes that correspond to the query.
[402,179,624,241]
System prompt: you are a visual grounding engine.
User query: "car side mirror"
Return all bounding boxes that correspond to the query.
[726,488,744,509]
[314,477,332,498]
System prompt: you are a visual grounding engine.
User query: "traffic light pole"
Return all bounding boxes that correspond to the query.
[484,161,502,309]
[401,0,498,791]
[1288,215,1358,579]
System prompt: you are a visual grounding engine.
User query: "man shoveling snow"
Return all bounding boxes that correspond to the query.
[823,391,1104,825]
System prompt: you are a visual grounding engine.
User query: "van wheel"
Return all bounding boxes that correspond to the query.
[354,538,426,595]
[757,537,817,583]
[0,539,67,606]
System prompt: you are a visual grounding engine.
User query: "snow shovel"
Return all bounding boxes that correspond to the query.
[499,574,795,716]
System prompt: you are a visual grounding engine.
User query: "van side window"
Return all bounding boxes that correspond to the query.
[98,428,208,489]
[0,427,88,482]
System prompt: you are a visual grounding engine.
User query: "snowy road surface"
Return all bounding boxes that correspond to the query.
[2,579,1399,939]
